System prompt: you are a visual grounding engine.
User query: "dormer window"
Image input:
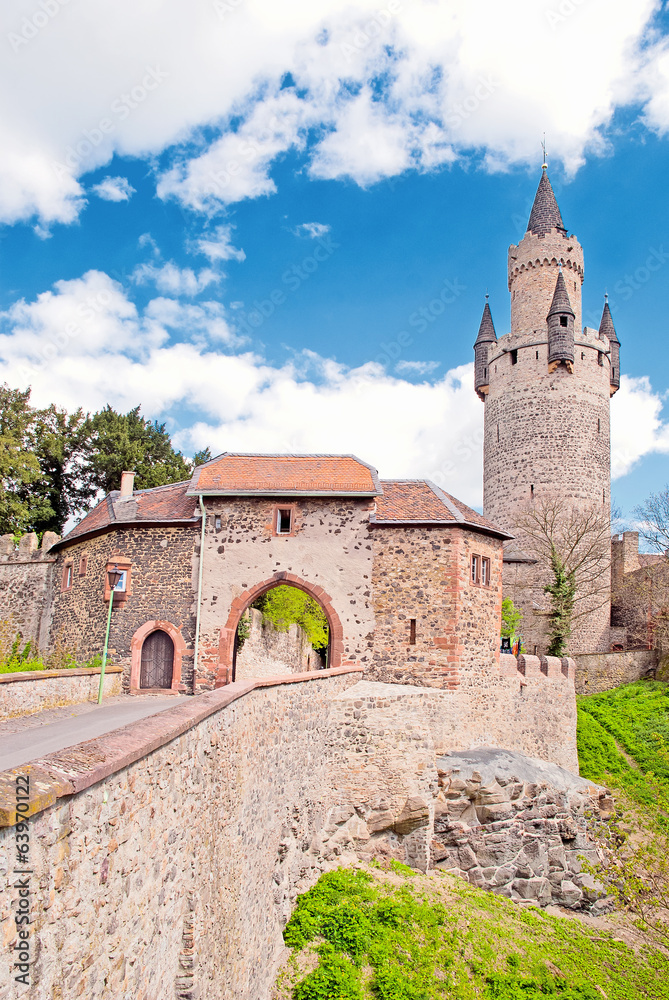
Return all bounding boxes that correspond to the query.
[560,316,568,327]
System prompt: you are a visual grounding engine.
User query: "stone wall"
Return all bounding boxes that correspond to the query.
[49,526,198,691]
[0,660,584,1000]
[0,666,122,720]
[0,669,363,1000]
[0,534,57,651]
[235,607,322,680]
[369,526,503,688]
[573,649,657,695]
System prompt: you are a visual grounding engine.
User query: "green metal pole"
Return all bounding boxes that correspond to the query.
[98,591,114,704]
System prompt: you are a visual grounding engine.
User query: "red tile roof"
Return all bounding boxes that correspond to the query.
[373,480,511,538]
[188,453,381,496]
[55,481,198,549]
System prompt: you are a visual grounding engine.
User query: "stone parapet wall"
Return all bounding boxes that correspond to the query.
[0,668,363,1000]
[573,649,657,695]
[0,665,123,720]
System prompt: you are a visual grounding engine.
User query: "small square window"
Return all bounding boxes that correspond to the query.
[471,555,480,584]
[560,315,568,327]
[276,508,293,534]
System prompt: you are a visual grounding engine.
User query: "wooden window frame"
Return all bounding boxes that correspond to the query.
[78,554,88,577]
[409,619,417,645]
[471,554,491,588]
[61,561,74,592]
[273,504,297,537]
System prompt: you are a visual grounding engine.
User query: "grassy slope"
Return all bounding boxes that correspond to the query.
[276,680,669,999]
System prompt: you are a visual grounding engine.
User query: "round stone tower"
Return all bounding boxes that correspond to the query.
[474,166,621,654]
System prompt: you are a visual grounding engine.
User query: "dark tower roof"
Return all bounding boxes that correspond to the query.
[598,300,619,345]
[474,301,497,346]
[527,168,567,237]
[546,270,575,319]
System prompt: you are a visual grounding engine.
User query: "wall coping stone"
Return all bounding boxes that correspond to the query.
[0,665,363,827]
[0,665,123,685]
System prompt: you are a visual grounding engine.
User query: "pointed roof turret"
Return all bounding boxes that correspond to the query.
[474,299,497,346]
[598,298,619,345]
[527,167,567,237]
[546,269,574,319]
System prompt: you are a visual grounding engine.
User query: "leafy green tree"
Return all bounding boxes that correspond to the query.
[193,447,212,467]
[253,585,329,651]
[543,548,577,657]
[0,384,50,534]
[82,405,192,493]
[500,597,523,639]
[17,404,96,534]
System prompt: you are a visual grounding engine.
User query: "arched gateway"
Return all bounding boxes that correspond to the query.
[216,572,344,686]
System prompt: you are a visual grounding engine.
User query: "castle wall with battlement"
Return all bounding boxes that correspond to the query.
[0,533,58,650]
[508,230,584,336]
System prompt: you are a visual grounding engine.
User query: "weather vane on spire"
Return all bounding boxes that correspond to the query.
[541,134,547,170]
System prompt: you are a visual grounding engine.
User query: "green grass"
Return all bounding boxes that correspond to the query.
[278,867,669,999]
[577,680,669,823]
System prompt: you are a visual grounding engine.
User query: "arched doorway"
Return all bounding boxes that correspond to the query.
[217,572,344,686]
[140,629,174,689]
[130,620,187,693]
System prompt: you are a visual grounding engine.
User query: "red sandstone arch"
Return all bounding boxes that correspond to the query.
[130,620,186,694]
[215,572,344,687]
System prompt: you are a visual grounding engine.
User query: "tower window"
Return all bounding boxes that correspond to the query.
[510,349,518,365]
[560,316,568,327]
[530,484,534,499]
[598,352,604,366]
[483,367,487,380]
[612,368,615,380]
[409,619,416,645]
[536,350,539,360]
[581,352,585,360]
[597,418,601,433]
[497,424,500,443]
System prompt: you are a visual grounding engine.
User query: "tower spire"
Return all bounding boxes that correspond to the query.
[598,296,620,393]
[474,298,497,401]
[547,270,575,370]
[527,168,566,237]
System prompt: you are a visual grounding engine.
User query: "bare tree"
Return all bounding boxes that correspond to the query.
[633,485,669,554]
[513,497,611,656]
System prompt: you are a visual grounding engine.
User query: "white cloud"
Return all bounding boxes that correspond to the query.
[132,261,219,297]
[92,176,136,202]
[611,374,669,478]
[192,224,246,263]
[1,270,669,510]
[0,0,664,223]
[294,222,331,239]
[395,360,440,376]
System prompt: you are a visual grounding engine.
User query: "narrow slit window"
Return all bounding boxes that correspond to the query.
[598,352,604,366]
[62,564,73,591]
[215,516,222,531]
[277,508,293,534]
[530,484,534,498]
[78,555,87,577]
[483,367,487,380]
[510,349,518,365]
[612,368,615,380]
[581,352,585,360]
[535,350,539,360]
[497,424,500,443]
[481,558,490,587]
[409,619,416,645]
[471,555,480,584]
[597,418,601,433]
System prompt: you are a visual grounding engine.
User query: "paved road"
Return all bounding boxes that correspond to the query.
[0,695,190,772]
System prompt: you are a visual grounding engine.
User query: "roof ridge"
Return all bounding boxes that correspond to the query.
[424,480,464,521]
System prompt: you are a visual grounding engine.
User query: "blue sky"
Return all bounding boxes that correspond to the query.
[1,0,669,520]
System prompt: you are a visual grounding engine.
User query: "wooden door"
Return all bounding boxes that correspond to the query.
[140,630,174,689]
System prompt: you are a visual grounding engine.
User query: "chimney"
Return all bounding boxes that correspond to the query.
[119,471,136,500]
